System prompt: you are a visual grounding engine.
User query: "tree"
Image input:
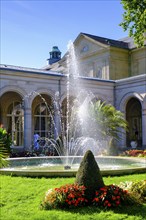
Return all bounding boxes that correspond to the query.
[75,150,104,201]
[120,0,146,47]
[91,100,128,141]
[90,100,128,155]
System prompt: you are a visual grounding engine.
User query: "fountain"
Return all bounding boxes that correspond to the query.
[32,42,107,166]
[0,42,146,177]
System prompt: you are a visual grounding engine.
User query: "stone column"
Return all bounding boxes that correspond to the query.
[118,110,127,149]
[24,108,32,151]
[142,109,146,147]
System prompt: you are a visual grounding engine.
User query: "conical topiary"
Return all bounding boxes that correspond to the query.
[75,150,105,201]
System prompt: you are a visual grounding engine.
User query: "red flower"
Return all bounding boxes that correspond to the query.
[94,198,99,202]
[116,200,120,205]
[114,190,118,195]
[100,187,107,191]
[104,200,109,206]
[124,190,128,194]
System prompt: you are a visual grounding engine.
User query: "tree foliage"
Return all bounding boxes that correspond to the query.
[120,0,146,47]
[0,127,12,168]
[75,150,104,201]
[91,100,128,141]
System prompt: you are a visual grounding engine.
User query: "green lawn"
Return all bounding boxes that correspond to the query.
[0,174,146,220]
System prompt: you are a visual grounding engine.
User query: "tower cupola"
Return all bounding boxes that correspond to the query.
[47,46,61,65]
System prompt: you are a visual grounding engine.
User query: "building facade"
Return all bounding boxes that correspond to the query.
[0,33,146,152]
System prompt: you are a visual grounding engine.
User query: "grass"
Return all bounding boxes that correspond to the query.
[0,174,146,220]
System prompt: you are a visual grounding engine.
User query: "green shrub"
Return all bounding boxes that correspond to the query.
[0,127,12,168]
[0,128,12,151]
[119,180,146,203]
[75,150,105,201]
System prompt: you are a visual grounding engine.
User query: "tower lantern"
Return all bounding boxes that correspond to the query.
[47,46,61,65]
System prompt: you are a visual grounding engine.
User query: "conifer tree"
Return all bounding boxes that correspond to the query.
[75,150,104,201]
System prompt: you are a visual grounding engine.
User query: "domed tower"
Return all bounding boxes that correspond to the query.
[47,46,61,65]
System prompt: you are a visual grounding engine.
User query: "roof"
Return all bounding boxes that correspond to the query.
[0,64,63,76]
[50,46,61,53]
[80,32,129,49]
[42,62,66,73]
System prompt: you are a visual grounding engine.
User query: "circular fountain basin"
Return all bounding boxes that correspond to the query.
[0,156,145,177]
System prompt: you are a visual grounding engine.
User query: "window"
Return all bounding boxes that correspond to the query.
[81,45,89,53]
[7,102,24,146]
[34,103,54,138]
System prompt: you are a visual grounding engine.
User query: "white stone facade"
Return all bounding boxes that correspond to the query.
[0,33,146,151]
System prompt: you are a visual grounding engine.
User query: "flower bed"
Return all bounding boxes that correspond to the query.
[121,150,146,157]
[41,182,144,210]
[41,150,145,210]
[92,185,128,208]
[41,184,88,209]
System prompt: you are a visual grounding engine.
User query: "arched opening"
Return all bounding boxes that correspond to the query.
[0,92,24,146]
[32,94,54,138]
[126,97,142,147]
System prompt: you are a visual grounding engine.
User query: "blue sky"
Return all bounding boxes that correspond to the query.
[1,0,128,68]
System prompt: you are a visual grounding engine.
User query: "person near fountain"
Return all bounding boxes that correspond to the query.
[33,132,40,151]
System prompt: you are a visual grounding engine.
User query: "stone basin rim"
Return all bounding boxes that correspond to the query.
[0,167,146,177]
[0,156,145,177]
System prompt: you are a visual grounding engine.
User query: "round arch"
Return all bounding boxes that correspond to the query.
[0,85,27,98]
[119,92,143,113]
[117,92,143,148]
[0,91,24,147]
[24,88,55,109]
[126,97,142,147]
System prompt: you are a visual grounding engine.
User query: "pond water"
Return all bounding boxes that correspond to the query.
[2,156,146,171]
